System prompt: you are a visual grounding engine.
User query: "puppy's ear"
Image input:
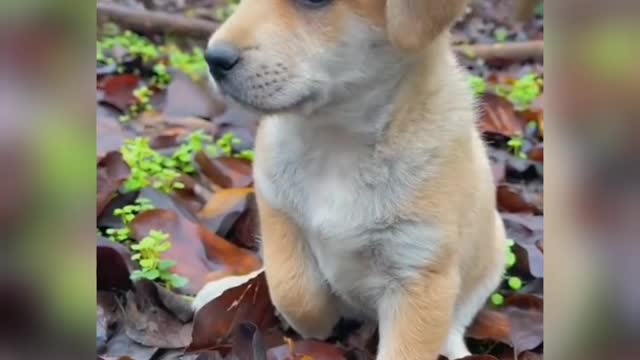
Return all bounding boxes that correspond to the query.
[386,0,467,51]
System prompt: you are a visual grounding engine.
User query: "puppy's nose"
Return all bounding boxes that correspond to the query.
[205,43,241,79]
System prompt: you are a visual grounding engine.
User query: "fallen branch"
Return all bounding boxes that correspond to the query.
[98,2,544,61]
[454,41,544,61]
[97,2,218,38]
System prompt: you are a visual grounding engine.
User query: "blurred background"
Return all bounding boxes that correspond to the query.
[0,0,636,358]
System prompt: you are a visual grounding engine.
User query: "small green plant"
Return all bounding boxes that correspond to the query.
[121,137,185,194]
[120,85,154,123]
[151,63,172,89]
[215,0,240,21]
[494,27,509,43]
[98,30,161,65]
[167,46,208,81]
[506,74,542,111]
[105,198,155,243]
[236,149,256,162]
[491,293,505,306]
[130,230,188,289]
[491,239,522,306]
[507,136,527,159]
[172,130,213,174]
[208,133,240,157]
[469,75,487,96]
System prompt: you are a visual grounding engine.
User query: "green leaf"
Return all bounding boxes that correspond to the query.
[506,239,515,247]
[169,275,188,289]
[508,277,523,291]
[140,259,156,268]
[143,269,160,280]
[158,260,176,271]
[491,293,504,306]
[131,254,141,260]
[507,252,516,268]
[130,271,145,281]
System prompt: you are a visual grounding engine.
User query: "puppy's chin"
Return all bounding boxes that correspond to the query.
[219,84,318,116]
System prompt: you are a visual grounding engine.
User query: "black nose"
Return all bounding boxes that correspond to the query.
[205,43,241,79]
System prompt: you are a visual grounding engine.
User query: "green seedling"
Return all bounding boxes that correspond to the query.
[121,137,184,194]
[172,130,214,174]
[130,230,188,289]
[152,63,172,89]
[469,75,487,96]
[119,85,155,123]
[494,27,509,43]
[491,238,522,306]
[506,74,542,111]
[508,276,523,291]
[167,46,208,81]
[491,293,505,306]
[98,30,161,64]
[106,198,155,243]
[507,136,527,159]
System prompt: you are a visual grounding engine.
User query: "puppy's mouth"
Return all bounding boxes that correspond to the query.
[216,79,316,115]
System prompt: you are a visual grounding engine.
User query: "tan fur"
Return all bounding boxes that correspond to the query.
[255,187,341,339]
[206,1,506,359]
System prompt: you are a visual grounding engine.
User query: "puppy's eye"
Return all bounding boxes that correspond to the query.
[296,0,333,9]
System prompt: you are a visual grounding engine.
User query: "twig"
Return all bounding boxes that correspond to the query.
[454,41,544,61]
[97,2,543,61]
[97,2,218,38]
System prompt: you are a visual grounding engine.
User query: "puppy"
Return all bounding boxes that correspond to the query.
[204,1,506,359]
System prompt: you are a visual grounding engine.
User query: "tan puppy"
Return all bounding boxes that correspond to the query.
[203,1,506,359]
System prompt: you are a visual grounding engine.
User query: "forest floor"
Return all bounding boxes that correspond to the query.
[97,1,544,359]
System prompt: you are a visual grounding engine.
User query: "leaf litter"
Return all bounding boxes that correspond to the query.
[96,0,543,359]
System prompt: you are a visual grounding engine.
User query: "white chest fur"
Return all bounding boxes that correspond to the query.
[255,116,442,318]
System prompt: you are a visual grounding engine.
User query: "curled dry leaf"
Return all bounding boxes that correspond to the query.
[131,209,262,294]
[267,340,346,360]
[467,295,543,355]
[188,270,278,353]
[97,152,130,216]
[227,192,261,250]
[480,94,527,138]
[198,187,254,237]
[196,153,254,189]
[97,236,134,291]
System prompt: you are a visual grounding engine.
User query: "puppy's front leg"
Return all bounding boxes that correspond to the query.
[257,194,340,340]
[376,264,459,360]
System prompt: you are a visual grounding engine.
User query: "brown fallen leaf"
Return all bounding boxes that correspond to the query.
[97,152,130,216]
[188,271,278,353]
[98,74,141,112]
[227,192,261,250]
[131,209,262,294]
[267,340,346,360]
[231,322,269,360]
[196,153,254,189]
[198,187,254,236]
[504,294,543,354]
[497,184,541,214]
[467,309,511,345]
[480,94,527,138]
[123,288,192,349]
[98,291,120,354]
[97,236,134,291]
[501,213,544,278]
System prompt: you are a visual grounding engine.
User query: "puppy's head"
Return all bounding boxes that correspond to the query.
[205,0,466,114]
